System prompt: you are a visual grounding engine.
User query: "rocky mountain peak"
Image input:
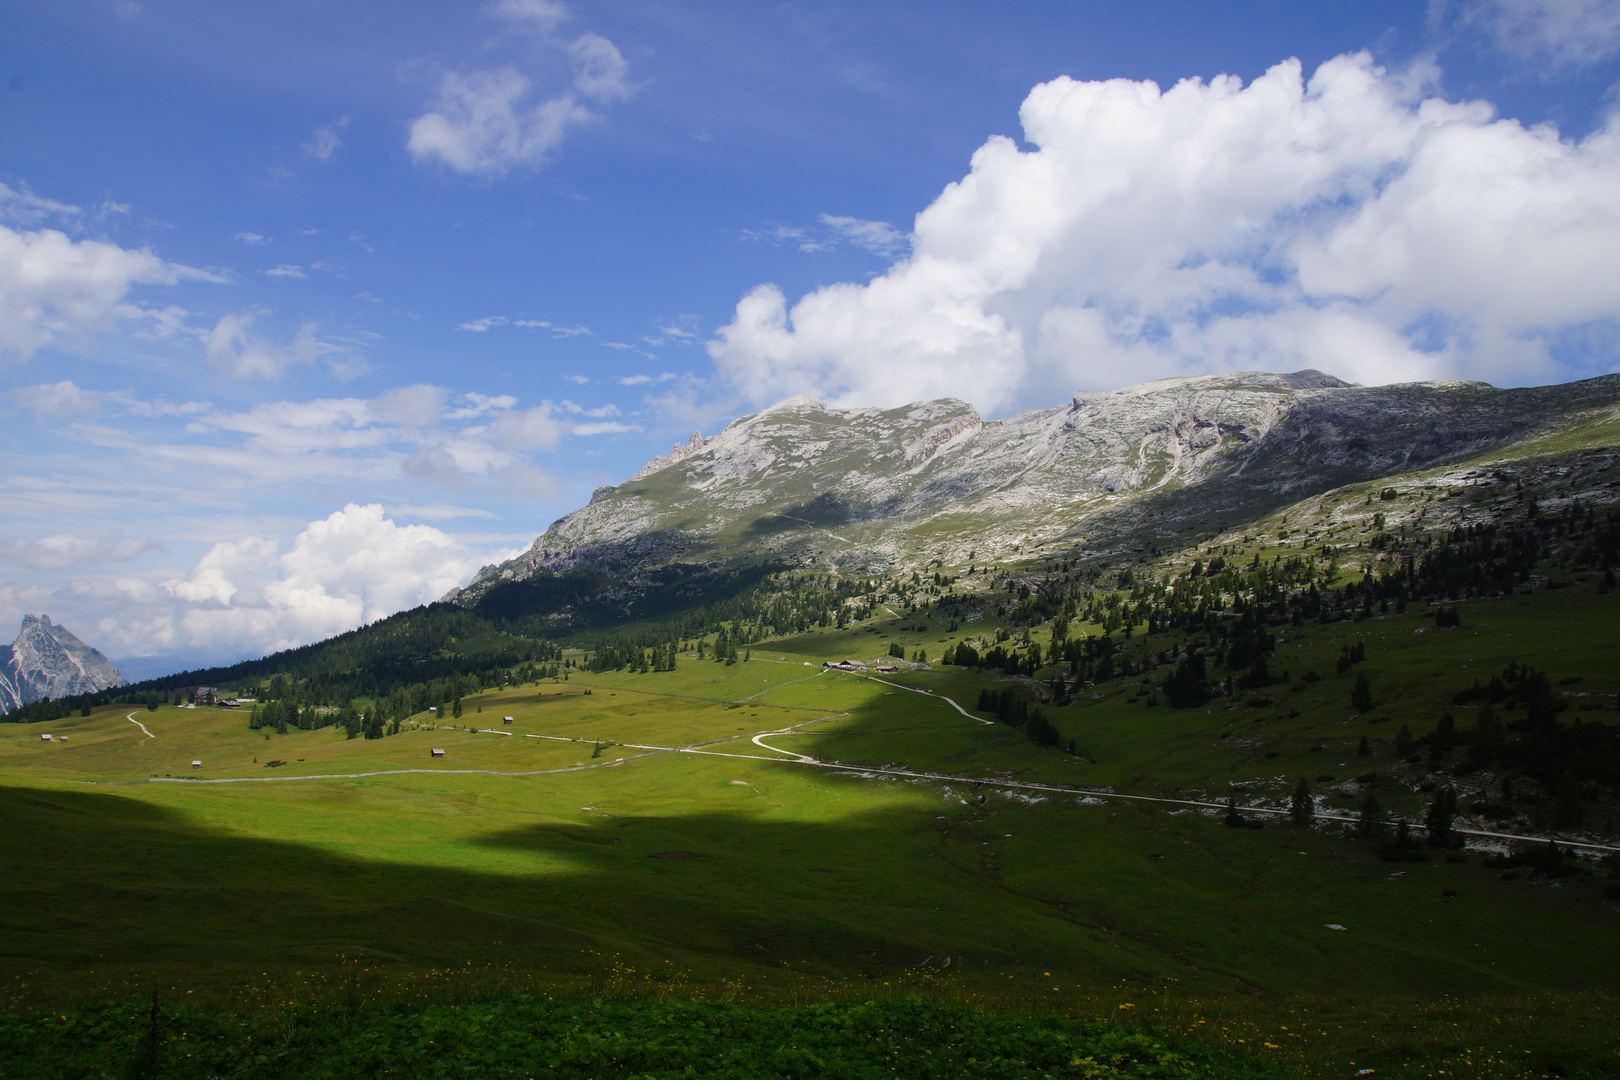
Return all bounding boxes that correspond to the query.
[0,614,126,715]
[448,370,1620,620]
[631,430,712,481]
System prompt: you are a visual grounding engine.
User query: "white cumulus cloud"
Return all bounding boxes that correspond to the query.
[0,222,212,363]
[161,504,502,655]
[709,52,1620,413]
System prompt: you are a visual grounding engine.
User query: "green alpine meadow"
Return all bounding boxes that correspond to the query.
[4,371,1620,1077]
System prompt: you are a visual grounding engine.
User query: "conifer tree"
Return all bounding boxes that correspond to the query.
[1290,777,1314,826]
[1357,792,1386,839]
[1424,787,1458,847]
[1350,671,1372,712]
[1395,722,1415,757]
[1224,794,1245,828]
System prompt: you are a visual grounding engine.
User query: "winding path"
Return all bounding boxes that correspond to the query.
[78,676,1620,857]
[854,672,993,725]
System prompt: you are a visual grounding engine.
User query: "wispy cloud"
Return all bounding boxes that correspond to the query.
[406,4,633,177]
[739,223,829,252]
[0,531,164,571]
[604,341,656,360]
[573,421,639,435]
[559,399,621,417]
[303,117,350,161]
[0,182,82,226]
[741,216,907,256]
[819,213,907,256]
[1458,0,1620,65]
[204,310,361,380]
[514,318,591,336]
[459,315,591,336]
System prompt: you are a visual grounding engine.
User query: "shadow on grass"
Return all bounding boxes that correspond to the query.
[0,782,1130,990]
[6,756,1620,1020]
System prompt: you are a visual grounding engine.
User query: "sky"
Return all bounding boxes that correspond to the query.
[3,0,1619,678]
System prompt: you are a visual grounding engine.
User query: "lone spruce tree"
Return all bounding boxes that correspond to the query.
[1224,794,1245,828]
[1350,671,1372,713]
[1357,792,1386,839]
[1290,777,1314,827]
[1424,787,1458,847]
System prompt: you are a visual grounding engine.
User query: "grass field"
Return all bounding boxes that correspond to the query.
[2,579,1618,1076]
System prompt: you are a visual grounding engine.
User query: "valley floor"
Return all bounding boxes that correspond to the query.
[2,576,1619,1076]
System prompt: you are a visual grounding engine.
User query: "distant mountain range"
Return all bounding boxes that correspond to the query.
[0,615,126,715]
[445,369,1620,626]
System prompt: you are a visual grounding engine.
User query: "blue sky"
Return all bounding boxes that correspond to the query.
[3,0,1619,676]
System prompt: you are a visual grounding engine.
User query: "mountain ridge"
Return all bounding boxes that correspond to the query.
[447,369,1620,625]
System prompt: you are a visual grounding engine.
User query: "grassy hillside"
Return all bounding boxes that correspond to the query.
[2,442,1618,1077]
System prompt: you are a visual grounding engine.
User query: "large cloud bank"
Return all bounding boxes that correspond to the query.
[710,53,1620,412]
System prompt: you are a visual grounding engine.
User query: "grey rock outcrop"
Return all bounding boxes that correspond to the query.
[0,615,126,714]
[451,369,1620,613]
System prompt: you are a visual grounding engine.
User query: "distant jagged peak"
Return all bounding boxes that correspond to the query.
[15,612,68,644]
[631,429,711,481]
[0,612,125,715]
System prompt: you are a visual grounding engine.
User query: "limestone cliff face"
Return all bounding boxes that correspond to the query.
[0,615,126,714]
[448,370,1620,611]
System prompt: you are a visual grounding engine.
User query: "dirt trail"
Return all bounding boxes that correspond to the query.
[80,683,1620,857]
[852,672,992,725]
[126,713,155,739]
